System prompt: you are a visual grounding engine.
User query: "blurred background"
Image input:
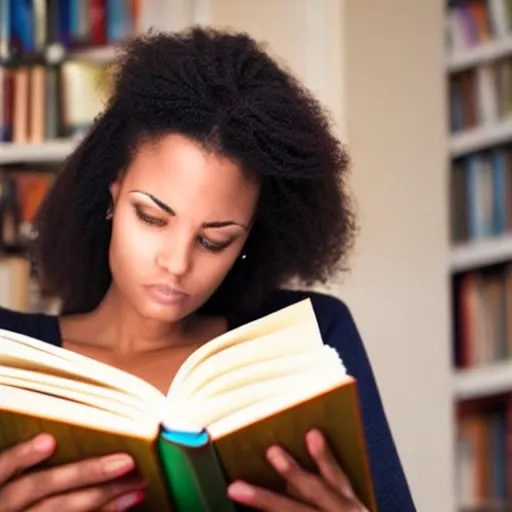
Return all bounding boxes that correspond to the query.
[1,0,510,510]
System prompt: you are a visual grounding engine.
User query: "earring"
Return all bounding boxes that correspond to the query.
[105,204,113,220]
[241,253,247,260]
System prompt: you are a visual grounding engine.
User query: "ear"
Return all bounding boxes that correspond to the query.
[109,180,121,205]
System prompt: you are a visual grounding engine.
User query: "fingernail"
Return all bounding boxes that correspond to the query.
[307,429,323,446]
[228,481,255,500]
[308,428,322,441]
[116,490,145,510]
[101,454,135,476]
[306,429,324,455]
[33,434,55,452]
[267,446,289,472]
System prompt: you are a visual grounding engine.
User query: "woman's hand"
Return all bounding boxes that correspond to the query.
[227,429,369,512]
[0,433,147,511]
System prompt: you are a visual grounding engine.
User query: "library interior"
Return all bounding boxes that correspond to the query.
[2,1,511,511]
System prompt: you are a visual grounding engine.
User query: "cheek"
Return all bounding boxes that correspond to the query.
[109,212,156,278]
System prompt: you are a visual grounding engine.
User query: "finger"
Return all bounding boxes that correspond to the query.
[27,475,146,512]
[2,453,136,511]
[227,481,314,512]
[266,445,343,511]
[0,434,56,485]
[306,429,355,498]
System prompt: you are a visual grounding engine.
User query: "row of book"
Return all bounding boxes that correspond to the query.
[453,264,512,369]
[0,59,109,143]
[0,166,57,313]
[447,0,512,55]
[0,167,55,251]
[456,402,508,510]
[0,0,141,63]
[450,146,512,244]
[449,57,512,133]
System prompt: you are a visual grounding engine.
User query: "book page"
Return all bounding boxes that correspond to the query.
[0,385,157,439]
[0,366,147,419]
[0,330,164,424]
[168,299,319,397]
[187,346,344,401]
[207,373,352,440]
[168,319,324,402]
[163,347,346,433]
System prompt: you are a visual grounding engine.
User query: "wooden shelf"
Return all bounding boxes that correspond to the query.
[450,235,512,272]
[0,140,77,165]
[449,117,512,157]
[453,360,512,400]
[447,37,512,73]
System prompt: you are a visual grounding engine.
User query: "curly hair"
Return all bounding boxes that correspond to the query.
[33,26,357,317]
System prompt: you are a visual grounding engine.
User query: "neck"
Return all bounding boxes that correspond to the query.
[85,285,188,355]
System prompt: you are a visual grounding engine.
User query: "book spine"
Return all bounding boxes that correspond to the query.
[158,433,236,512]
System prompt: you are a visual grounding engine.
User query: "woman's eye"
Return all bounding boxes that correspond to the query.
[135,207,166,227]
[198,237,230,253]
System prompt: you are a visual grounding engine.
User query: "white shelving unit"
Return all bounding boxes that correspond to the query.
[449,117,512,158]
[0,140,77,165]
[450,235,512,272]
[453,360,512,400]
[445,7,512,425]
[68,45,117,63]
[446,11,512,400]
[447,36,512,73]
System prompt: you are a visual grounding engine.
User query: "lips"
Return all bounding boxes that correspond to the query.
[145,284,188,305]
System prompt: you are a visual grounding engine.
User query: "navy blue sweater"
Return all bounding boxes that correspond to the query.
[0,289,416,511]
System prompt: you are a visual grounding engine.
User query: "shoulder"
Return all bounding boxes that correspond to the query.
[0,307,61,346]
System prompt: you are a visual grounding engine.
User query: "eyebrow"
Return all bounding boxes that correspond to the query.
[130,190,249,229]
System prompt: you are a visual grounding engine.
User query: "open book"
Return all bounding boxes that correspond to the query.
[0,299,376,511]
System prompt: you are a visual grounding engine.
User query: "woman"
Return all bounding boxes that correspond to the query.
[0,27,416,511]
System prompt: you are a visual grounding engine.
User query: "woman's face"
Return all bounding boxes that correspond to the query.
[108,133,260,322]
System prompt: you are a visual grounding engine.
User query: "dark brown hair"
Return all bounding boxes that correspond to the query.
[33,26,357,317]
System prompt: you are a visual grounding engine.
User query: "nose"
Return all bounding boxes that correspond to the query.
[155,232,192,277]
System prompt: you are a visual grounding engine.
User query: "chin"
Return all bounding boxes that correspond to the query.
[136,297,196,324]
[141,304,187,323]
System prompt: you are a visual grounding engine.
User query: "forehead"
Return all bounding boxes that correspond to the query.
[123,133,260,216]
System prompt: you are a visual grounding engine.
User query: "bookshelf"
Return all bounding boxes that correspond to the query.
[0,1,197,313]
[446,0,512,509]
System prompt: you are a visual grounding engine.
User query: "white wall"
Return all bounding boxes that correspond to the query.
[340,2,454,511]
[198,1,455,510]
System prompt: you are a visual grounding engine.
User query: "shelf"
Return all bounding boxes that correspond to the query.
[68,45,117,63]
[447,37,512,73]
[449,117,512,157]
[0,140,77,165]
[453,360,512,400]
[450,235,512,272]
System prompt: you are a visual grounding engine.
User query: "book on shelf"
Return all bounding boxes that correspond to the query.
[449,57,512,135]
[1,58,111,144]
[455,398,509,510]
[0,298,377,512]
[0,0,141,144]
[446,0,512,57]
[450,145,512,244]
[3,0,140,60]
[454,263,512,368]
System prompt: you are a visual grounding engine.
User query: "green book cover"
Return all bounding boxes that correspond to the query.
[158,429,236,512]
